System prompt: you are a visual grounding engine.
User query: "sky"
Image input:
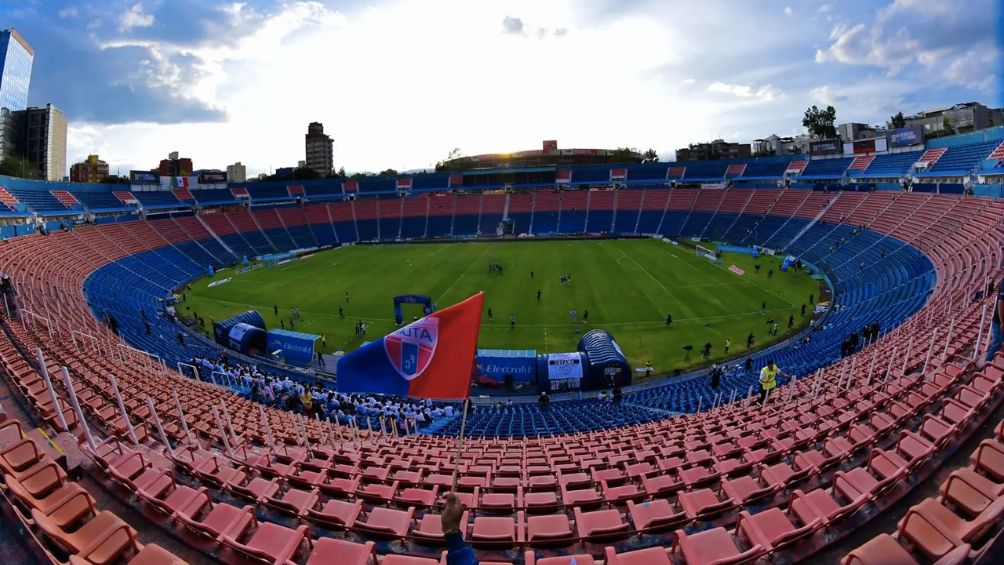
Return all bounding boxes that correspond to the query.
[3,0,1002,177]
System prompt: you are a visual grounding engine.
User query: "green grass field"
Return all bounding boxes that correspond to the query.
[182,239,819,374]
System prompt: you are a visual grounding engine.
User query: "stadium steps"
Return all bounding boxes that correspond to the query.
[195,214,238,258]
[718,189,755,240]
[988,140,1004,161]
[698,188,730,239]
[783,192,838,252]
[761,189,813,247]
[248,208,279,251]
[915,147,948,170]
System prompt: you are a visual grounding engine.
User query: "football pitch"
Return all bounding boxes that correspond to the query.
[183,239,820,374]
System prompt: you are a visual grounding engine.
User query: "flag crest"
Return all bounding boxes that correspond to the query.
[337,293,483,399]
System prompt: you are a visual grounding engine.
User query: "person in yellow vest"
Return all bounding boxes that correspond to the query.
[758,360,783,404]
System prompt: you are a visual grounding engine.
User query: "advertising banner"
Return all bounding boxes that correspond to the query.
[852,139,876,154]
[547,352,584,381]
[809,140,841,156]
[266,329,318,367]
[477,349,537,382]
[130,170,159,184]
[889,126,924,147]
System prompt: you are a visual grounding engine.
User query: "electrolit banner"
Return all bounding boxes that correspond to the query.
[266,329,318,367]
[477,349,537,382]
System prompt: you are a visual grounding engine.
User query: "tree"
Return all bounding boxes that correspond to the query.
[435,147,465,171]
[337,167,346,178]
[752,148,776,157]
[641,148,659,163]
[292,167,320,180]
[98,174,130,184]
[802,105,837,139]
[890,111,906,129]
[610,147,638,163]
[0,156,33,178]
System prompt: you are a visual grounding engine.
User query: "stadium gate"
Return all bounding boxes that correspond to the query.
[394,295,434,325]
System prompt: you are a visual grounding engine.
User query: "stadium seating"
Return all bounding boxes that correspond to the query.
[0,167,1001,564]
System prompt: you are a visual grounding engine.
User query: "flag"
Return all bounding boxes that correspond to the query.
[336,293,483,399]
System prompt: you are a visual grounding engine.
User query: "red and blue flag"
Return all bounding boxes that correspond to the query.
[336,293,483,399]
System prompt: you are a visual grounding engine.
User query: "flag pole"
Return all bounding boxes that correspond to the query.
[451,397,471,491]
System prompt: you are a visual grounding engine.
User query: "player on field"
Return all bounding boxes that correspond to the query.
[665,313,673,327]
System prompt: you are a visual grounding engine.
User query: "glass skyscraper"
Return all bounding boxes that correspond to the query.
[0,29,33,157]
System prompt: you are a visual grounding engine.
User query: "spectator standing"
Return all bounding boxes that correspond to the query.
[758,360,781,404]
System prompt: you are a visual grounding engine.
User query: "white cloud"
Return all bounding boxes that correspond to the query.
[119,3,154,32]
[815,0,999,91]
[58,6,79,18]
[809,85,844,106]
[502,15,524,34]
[64,0,966,175]
[784,6,792,16]
[707,81,782,102]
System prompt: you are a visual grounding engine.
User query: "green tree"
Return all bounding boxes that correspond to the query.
[610,147,638,162]
[98,174,130,184]
[379,168,398,176]
[641,148,659,163]
[337,167,346,178]
[292,167,320,180]
[0,156,33,178]
[802,105,837,139]
[890,111,906,129]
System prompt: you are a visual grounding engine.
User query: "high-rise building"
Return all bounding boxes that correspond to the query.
[226,161,246,183]
[70,154,109,183]
[304,122,333,176]
[19,104,66,181]
[0,29,33,158]
[158,153,193,177]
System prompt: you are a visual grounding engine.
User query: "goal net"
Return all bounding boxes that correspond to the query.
[696,244,721,264]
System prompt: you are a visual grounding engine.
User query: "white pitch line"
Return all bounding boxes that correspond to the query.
[618,246,667,292]
[436,245,491,304]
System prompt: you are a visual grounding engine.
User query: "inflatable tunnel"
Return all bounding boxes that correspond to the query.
[228,323,267,356]
[577,329,632,389]
[213,310,266,347]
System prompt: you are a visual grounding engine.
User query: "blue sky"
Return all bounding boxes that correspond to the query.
[3,0,1001,176]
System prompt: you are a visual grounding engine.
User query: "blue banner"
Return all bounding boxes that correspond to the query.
[267,329,318,367]
[889,126,924,148]
[477,349,537,382]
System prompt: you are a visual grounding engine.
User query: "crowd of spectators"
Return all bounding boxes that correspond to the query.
[190,354,452,433]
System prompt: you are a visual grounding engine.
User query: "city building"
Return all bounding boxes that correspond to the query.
[751,134,811,156]
[675,139,751,161]
[19,104,66,181]
[226,161,246,183]
[158,151,193,177]
[0,29,33,158]
[837,122,880,142]
[305,122,333,176]
[70,154,109,183]
[904,102,1004,136]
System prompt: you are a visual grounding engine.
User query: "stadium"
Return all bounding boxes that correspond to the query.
[0,3,1003,565]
